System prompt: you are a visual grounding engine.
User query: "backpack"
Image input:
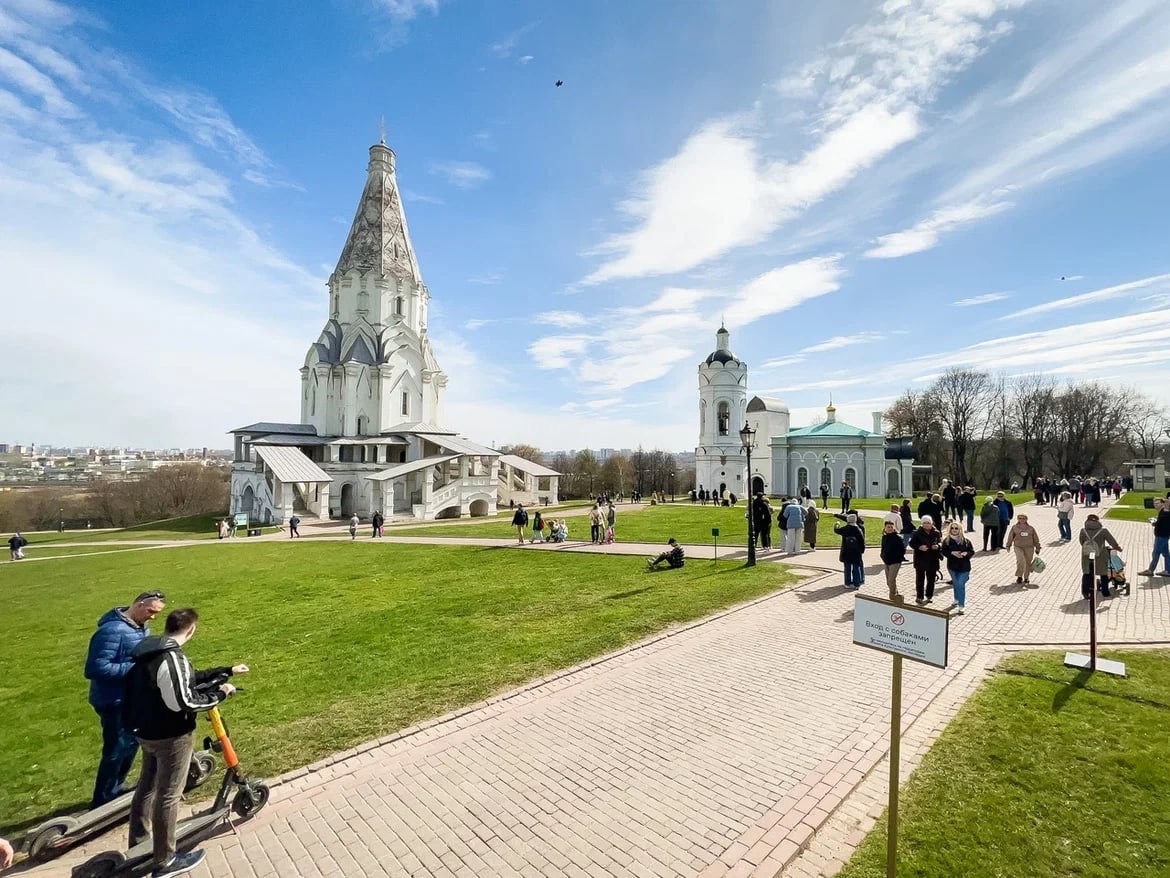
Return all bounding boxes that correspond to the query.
[842,527,863,554]
[520,510,529,526]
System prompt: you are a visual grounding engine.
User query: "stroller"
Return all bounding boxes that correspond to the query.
[1108,548,1129,596]
[603,525,616,544]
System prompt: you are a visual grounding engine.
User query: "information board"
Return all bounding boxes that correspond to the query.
[233,512,249,529]
[853,594,949,669]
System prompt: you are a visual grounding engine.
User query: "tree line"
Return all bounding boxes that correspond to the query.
[499,445,693,500]
[0,465,230,532]
[884,369,1168,487]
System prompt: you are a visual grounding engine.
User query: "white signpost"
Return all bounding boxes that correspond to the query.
[853,594,950,878]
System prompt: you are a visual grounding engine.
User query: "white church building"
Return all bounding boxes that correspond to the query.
[695,326,913,500]
[229,140,558,523]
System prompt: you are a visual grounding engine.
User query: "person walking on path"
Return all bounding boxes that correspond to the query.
[85,591,167,808]
[348,514,359,540]
[1079,514,1122,600]
[8,531,27,561]
[959,487,977,533]
[941,480,958,519]
[123,608,246,878]
[880,520,906,598]
[803,499,820,550]
[588,504,604,544]
[1138,498,1170,576]
[820,482,830,509]
[839,481,853,513]
[783,498,805,554]
[1004,512,1041,586]
[371,511,384,538]
[606,502,617,539]
[941,522,974,614]
[909,516,942,605]
[979,496,1000,552]
[900,499,915,548]
[993,491,1014,549]
[834,513,866,589]
[1056,491,1075,542]
[512,504,529,545]
[288,514,300,538]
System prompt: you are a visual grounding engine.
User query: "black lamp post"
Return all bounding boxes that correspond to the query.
[669,470,675,503]
[740,422,757,567]
[58,506,64,533]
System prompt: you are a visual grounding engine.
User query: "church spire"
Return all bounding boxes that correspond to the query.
[333,141,422,284]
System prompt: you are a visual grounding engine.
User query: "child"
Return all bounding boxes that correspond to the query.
[531,511,545,544]
[1108,548,1129,596]
[603,525,615,544]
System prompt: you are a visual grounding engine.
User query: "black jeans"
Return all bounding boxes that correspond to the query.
[915,567,937,600]
[92,703,139,808]
[1081,572,1110,599]
[982,524,999,551]
[590,524,600,543]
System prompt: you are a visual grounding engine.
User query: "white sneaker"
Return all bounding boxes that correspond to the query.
[955,605,965,615]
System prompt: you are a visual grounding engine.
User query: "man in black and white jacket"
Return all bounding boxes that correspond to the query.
[123,608,247,878]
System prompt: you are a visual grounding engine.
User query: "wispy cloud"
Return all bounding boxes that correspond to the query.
[953,292,1010,307]
[540,311,589,328]
[724,256,845,327]
[372,0,440,21]
[429,160,491,189]
[1003,272,1170,319]
[402,189,444,205]
[865,198,1012,259]
[583,0,1020,284]
[463,318,493,330]
[758,355,806,370]
[467,271,502,285]
[519,55,534,65]
[799,331,882,353]
[490,22,538,59]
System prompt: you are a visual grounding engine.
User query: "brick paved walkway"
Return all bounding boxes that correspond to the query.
[28,498,1169,878]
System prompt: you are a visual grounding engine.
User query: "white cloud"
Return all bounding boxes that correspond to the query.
[527,335,591,369]
[373,0,439,21]
[799,331,882,353]
[467,272,502,284]
[757,355,806,370]
[1004,272,1170,318]
[490,22,537,58]
[953,292,1010,307]
[519,55,534,65]
[463,318,493,330]
[583,0,1020,284]
[865,198,1012,259]
[724,256,845,326]
[402,189,444,205]
[0,44,77,116]
[540,311,589,328]
[429,160,492,189]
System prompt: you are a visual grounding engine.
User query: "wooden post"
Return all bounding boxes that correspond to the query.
[887,595,905,878]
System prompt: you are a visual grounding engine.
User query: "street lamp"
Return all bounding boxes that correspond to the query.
[740,422,757,567]
[58,506,64,533]
[669,470,675,503]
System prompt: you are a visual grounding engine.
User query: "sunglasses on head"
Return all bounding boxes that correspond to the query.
[135,590,166,603]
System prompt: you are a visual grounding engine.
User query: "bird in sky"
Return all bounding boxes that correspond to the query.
[555,80,564,87]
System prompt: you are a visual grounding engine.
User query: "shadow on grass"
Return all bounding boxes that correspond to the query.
[995,667,1170,713]
[8,797,90,847]
[604,586,655,600]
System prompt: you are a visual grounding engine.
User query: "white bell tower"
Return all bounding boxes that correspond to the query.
[695,324,748,498]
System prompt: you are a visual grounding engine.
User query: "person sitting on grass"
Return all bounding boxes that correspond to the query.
[647,538,686,570]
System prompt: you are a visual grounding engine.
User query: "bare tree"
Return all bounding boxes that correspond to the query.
[1126,393,1169,458]
[497,444,544,465]
[925,368,994,486]
[1011,374,1058,484]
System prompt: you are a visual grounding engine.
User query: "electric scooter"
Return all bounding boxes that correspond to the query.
[71,698,269,878]
[24,751,216,862]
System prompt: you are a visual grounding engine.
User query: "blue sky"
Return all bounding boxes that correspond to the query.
[1,0,1169,451]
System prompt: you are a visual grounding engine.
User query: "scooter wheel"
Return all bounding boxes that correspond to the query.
[185,752,217,791]
[71,851,123,878]
[233,781,270,818]
[28,822,70,861]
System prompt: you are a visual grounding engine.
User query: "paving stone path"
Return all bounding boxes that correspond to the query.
[25,498,1170,878]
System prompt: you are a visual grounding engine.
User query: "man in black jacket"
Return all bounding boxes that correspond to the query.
[123,609,247,878]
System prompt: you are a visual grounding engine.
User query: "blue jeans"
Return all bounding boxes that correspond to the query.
[1151,535,1170,573]
[845,561,864,587]
[951,570,969,607]
[93,703,139,808]
[1058,517,1072,541]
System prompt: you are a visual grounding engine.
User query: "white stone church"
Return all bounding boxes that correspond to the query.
[229,141,558,523]
[695,326,913,500]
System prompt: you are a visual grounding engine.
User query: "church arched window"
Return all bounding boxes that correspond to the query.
[797,467,809,491]
[357,415,368,436]
[395,296,404,317]
[332,293,339,316]
[699,401,706,436]
[717,402,730,436]
[310,386,317,416]
[357,290,369,314]
[820,466,832,489]
[844,467,857,490]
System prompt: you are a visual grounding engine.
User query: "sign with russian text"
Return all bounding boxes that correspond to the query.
[853,595,949,669]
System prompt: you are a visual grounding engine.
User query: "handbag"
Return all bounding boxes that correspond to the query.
[1031,554,1046,573]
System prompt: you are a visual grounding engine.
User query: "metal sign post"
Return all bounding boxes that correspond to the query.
[1065,552,1127,676]
[853,593,951,878]
[711,527,719,564]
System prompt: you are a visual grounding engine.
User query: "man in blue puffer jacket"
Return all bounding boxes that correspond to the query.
[84,590,167,808]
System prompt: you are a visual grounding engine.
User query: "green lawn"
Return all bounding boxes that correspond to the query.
[25,514,236,544]
[10,546,163,560]
[0,542,795,834]
[838,650,1170,878]
[1106,491,1164,522]
[391,498,1027,548]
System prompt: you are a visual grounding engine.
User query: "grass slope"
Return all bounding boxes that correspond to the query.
[838,650,1170,878]
[1106,491,1164,522]
[0,541,794,833]
[25,514,233,544]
